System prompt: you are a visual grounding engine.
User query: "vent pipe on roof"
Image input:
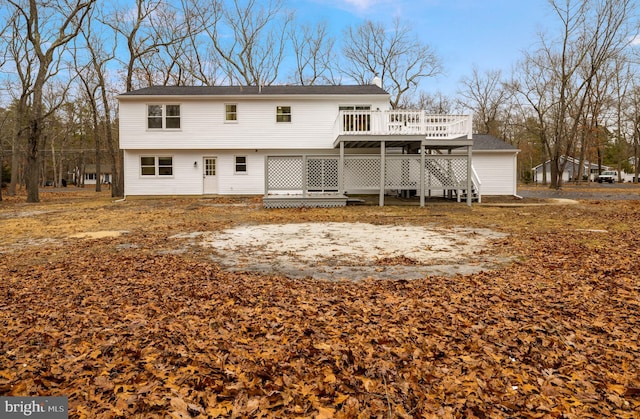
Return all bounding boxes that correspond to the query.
[372,76,382,88]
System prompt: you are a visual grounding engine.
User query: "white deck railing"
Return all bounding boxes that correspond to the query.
[336,110,472,139]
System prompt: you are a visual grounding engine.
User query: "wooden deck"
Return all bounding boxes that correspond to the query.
[262,194,348,209]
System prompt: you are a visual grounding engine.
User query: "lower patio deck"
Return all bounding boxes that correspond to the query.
[262,193,349,208]
[262,192,474,209]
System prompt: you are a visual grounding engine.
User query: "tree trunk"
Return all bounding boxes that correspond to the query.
[92,104,102,193]
[25,119,41,202]
[8,146,20,196]
[549,158,560,189]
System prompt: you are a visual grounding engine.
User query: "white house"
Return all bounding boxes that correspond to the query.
[81,164,112,185]
[532,156,606,183]
[118,85,518,207]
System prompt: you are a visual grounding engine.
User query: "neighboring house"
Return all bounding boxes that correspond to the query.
[532,156,605,183]
[82,164,112,185]
[118,84,518,207]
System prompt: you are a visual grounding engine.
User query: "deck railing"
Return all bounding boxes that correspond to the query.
[336,110,472,139]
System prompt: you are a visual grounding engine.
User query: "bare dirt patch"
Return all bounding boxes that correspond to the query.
[68,230,128,239]
[175,222,509,279]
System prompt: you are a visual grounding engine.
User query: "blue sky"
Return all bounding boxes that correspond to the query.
[292,0,551,96]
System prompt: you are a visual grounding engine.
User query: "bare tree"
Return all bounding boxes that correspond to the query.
[0,14,7,201]
[575,58,614,182]
[104,0,185,92]
[6,0,95,202]
[512,0,637,189]
[102,0,194,195]
[174,0,227,85]
[609,58,632,181]
[626,77,640,182]
[76,11,124,196]
[288,21,337,85]
[205,0,293,86]
[3,8,35,196]
[399,91,456,114]
[458,66,510,137]
[342,18,442,109]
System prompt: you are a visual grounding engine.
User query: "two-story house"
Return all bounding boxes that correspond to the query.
[118,84,518,207]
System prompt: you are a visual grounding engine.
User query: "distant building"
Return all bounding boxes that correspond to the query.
[532,156,605,183]
[75,164,112,185]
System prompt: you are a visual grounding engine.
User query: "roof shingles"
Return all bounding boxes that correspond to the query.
[119,85,388,97]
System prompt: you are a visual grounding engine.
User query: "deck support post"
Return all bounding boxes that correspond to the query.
[264,155,269,198]
[379,140,386,207]
[339,141,344,195]
[420,144,425,207]
[466,145,472,207]
[303,154,308,198]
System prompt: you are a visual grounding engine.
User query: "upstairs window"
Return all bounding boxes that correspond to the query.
[147,105,163,129]
[165,105,180,128]
[147,104,180,129]
[225,104,237,122]
[276,106,291,123]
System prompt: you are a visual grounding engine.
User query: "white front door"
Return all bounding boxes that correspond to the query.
[203,157,218,194]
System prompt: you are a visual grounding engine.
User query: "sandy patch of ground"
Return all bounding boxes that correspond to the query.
[69,231,128,239]
[0,210,55,218]
[173,222,510,280]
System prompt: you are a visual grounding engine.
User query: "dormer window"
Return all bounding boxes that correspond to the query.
[147,104,180,129]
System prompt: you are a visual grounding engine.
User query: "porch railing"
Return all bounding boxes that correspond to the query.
[336,110,472,139]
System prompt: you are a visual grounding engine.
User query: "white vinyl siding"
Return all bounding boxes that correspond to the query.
[124,149,340,196]
[472,152,517,195]
[119,96,390,150]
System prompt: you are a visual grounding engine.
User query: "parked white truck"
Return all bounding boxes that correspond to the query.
[597,170,617,183]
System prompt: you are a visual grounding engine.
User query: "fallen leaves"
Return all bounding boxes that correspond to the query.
[1,196,640,417]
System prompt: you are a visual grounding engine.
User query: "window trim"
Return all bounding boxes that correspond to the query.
[276,105,291,123]
[147,104,181,130]
[339,105,372,111]
[225,103,238,123]
[140,156,174,177]
[234,155,248,174]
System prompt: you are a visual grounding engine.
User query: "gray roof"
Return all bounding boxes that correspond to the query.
[473,134,518,151]
[119,84,389,97]
[84,164,112,173]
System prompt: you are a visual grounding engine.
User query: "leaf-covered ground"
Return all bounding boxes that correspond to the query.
[1,187,640,418]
